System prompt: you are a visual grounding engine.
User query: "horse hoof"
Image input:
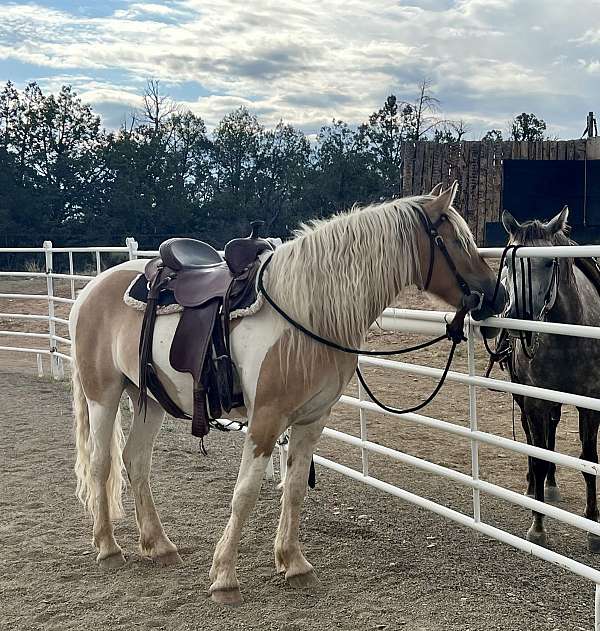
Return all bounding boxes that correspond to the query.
[587,533,600,554]
[526,527,549,548]
[545,485,561,504]
[97,551,127,570]
[524,491,535,499]
[156,550,183,567]
[208,586,242,606]
[286,571,319,589]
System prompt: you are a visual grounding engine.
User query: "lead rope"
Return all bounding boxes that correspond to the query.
[356,341,459,415]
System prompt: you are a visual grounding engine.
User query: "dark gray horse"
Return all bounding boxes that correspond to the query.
[501,207,600,551]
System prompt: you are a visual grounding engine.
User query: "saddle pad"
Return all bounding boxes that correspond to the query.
[124,274,184,314]
[123,273,265,319]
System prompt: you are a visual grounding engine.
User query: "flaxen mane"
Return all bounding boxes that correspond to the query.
[264,195,474,374]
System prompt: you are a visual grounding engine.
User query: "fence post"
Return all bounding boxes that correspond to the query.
[358,357,369,477]
[43,240,60,380]
[68,251,75,299]
[126,237,138,260]
[467,319,481,523]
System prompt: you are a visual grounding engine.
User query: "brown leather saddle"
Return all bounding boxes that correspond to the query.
[137,221,276,445]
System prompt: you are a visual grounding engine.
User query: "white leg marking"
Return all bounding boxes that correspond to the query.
[275,418,325,584]
[123,390,181,565]
[208,432,277,603]
[88,395,126,568]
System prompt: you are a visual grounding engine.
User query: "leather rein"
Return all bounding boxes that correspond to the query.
[257,207,485,416]
[506,245,559,360]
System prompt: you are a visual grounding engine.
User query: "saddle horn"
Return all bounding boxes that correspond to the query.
[249,220,265,239]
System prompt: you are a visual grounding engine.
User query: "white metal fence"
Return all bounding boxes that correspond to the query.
[2,240,600,628]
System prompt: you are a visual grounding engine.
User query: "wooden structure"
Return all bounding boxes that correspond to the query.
[401,138,600,244]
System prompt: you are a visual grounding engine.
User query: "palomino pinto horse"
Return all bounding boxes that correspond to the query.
[70,182,506,604]
[501,208,600,551]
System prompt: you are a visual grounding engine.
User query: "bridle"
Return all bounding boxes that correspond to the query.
[256,204,489,416]
[416,208,484,312]
[505,246,560,359]
[484,245,560,373]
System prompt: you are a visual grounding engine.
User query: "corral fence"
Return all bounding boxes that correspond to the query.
[401,137,600,245]
[3,239,600,628]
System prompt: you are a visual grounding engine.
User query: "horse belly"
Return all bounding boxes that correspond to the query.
[118,307,285,421]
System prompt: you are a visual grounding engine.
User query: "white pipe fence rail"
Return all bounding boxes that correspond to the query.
[2,239,600,627]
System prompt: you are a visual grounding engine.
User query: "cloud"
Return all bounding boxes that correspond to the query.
[114,3,188,19]
[0,0,599,138]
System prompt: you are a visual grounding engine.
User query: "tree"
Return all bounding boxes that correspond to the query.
[482,129,503,142]
[254,121,311,232]
[142,79,178,134]
[360,95,406,196]
[403,79,447,142]
[509,113,547,141]
[432,120,470,143]
[312,120,378,213]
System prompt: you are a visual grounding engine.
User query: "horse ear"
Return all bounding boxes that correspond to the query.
[501,210,520,236]
[425,181,458,214]
[547,205,569,234]
[429,183,443,196]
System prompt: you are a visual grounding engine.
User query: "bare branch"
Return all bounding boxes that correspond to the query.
[142,79,178,132]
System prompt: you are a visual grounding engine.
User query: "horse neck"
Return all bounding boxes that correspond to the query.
[326,224,421,342]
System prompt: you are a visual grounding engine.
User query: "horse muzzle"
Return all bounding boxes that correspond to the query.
[470,283,508,321]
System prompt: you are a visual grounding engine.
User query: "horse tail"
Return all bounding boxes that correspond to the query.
[106,406,126,520]
[72,355,93,516]
[72,356,125,520]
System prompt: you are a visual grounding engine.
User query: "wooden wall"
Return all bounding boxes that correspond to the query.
[401,138,600,244]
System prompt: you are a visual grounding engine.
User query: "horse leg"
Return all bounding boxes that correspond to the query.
[208,414,283,605]
[578,409,600,552]
[518,400,535,498]
[88,391,127,569]
[122,390,181,566]
[274,418,325,587]
[525,409,550,547]
[545,405,561,503]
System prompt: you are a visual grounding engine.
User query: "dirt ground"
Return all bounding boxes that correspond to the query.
[1,276,599,630]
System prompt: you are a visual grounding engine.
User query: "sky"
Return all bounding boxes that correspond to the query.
[1,0,599,139]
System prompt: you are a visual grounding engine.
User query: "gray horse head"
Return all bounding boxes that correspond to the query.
[501,206,570,323]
